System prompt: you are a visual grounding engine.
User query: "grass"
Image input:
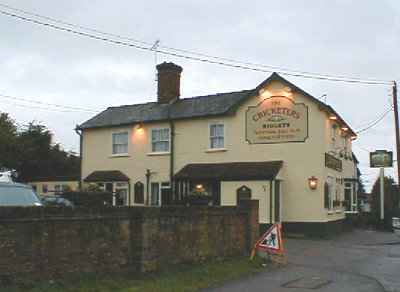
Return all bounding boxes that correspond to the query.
[5,256,267,292]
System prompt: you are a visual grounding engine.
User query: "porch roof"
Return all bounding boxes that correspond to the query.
[174,161,283,181]
[84,170,130,182]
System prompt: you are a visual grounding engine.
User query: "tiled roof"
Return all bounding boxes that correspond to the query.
[78,72,356,137]
[83,170,129,182]
[174,161,283,181]
[79,89,255,129]
[28,175,80,182]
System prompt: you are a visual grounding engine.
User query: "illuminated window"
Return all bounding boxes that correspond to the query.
[112,132,128,155]
[151,128,170,152]
[210,124,224,149]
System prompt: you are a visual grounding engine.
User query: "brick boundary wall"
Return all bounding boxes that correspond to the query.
[0,200,258,284]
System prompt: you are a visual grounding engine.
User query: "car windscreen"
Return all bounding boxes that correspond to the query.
[0,185,42,206]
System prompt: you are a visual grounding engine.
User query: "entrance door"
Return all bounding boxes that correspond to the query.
[161,182,172,206]
[274,180,281,222]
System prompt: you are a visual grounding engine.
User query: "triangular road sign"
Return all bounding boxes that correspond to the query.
[253,223,284,255]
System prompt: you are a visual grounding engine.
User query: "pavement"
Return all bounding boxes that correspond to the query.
[205,229,400,292]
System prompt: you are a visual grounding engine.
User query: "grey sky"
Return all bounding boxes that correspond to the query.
[0,0,399,190]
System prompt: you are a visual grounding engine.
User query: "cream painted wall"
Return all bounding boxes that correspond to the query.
[323,115,358,221]
[173,80,327,223]
[221,181,273,224]
[29,181,79,196]
[81,79,358,223]
[82,122,171,187]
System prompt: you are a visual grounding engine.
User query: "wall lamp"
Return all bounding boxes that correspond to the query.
[308,176,318,190]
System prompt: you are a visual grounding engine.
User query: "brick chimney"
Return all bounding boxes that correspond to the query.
[156,62,183,103]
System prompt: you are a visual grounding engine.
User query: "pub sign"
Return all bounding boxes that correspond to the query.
[246,96,308,144]
[370,150,393,168]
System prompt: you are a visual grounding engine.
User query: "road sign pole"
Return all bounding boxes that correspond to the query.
[392,82,400,187]
[380,167,385,220]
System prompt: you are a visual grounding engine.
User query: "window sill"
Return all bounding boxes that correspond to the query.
[344,211,359,214]
[327,210,335,215]
[335,210,342,214]
[147,152,170,156]
[110,154,130,158]
[205,148,227,153]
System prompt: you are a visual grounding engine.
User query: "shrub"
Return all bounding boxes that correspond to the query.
[61,191,113,207]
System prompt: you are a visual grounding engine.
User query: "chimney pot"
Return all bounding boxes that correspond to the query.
[156,62,183,103]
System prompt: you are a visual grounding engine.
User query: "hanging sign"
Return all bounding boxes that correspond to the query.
[370,150,393,168]
[246,96,308,144]
[325,153,343,172]
[250,223,284,259]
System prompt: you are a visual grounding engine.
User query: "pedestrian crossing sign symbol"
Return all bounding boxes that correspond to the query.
[259,225,280,250]
[251,223,284,258]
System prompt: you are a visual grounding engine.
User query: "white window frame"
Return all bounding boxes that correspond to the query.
[344,181,358,213]
[96,182,129,206]
[326,177,334,212]
[114,182,129,206]
[209,123,225,150]
[331,124,337,146]
[150,128,170,154]
[111,131,129,156]
[149,181,170,206]
[150,182,160,206]
[54,184,63,194]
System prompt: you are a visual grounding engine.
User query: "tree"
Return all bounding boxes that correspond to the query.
[0,112,18,170]
[0,112,80,182]
[370,175,399,228]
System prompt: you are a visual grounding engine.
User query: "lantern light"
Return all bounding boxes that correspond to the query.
[308,176,318,190]
[329,116,337,120]
[341,126,348,131]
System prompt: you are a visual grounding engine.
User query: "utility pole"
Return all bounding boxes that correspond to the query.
[393,81,400,188]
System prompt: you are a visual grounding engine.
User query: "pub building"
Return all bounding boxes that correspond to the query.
[78,62,359,236]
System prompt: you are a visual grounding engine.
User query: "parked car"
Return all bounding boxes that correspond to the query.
[41,195,74,207]
[0,182,42,206]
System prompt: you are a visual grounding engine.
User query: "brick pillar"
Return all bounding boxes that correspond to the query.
[239,200,259,253]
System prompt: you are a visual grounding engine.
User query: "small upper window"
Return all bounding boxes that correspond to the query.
[210,124,224,149]
[112,132,128,155]
[151,128,170,152]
